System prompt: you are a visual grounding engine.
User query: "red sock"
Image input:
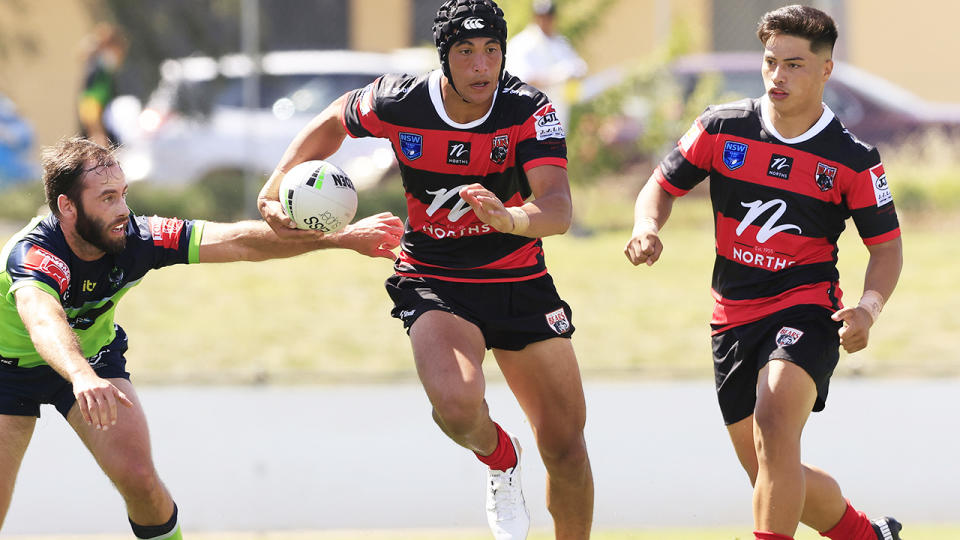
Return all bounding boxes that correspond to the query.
[820,500,875,539]
[754,532,793,540]
[474,423,517,471]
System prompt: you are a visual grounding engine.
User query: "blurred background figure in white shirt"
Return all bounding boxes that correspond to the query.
[506,0,587,128]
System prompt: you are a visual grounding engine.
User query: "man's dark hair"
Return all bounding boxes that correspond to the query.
[41,137,118,216]
[757,4,838,55]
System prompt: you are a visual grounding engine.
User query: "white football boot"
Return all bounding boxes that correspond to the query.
[484,434,530,539]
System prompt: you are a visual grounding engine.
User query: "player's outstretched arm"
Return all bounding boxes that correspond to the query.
[832,236,903,353]
[197,213,403,263]
[459,164,572,238]
[14,286,133,430]
[624,173,676,267]
[259,93,352,237]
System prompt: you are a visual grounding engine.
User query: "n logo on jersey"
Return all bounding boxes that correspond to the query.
[767,154,793,179]
[399,132,423,160]
[447,141,471,166]
[545,308,571,335]
[490,134,509,164]
[723,141,748,170]
[425,184,473,223]
[737,199,802,243]
[815,162,837,191]
[775,326,804,347]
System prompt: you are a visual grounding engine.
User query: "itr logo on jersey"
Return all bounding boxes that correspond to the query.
[399,132,423,160]
[775,326,804,347]
[723,141,748,170]
[545,308,571,335]
[447,141,471,166]
[490,134,509,164]
[815,162,837,191]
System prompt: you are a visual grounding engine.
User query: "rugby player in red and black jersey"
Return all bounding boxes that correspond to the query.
[258,1,592,538]
[0,138,402,538]
[625,5,903,540]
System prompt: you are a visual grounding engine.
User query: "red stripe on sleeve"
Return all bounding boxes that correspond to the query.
[523,157,567,171]
[862,227,901,246]
[654,166,690,197]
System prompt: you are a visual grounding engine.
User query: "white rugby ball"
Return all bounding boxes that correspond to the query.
[278,160,358,232]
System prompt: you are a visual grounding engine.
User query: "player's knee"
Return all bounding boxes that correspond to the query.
[431,397,485,436]
[110,461,163,499]
[537,430,588,471]
[752,415,800,462]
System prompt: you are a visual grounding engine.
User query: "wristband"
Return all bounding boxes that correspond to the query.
[633,216,659,236]
[507,207,530,235]
[857,290,884,323]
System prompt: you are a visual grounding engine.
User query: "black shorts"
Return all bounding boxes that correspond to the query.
[711,305,841,425]
[385,273,574,351]
[0,325,130,418]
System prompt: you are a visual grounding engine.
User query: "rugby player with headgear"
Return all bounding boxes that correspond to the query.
[258,1,592,538]
[625,5,904,540]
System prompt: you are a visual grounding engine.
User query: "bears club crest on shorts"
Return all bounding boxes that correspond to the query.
[775,326,804,347]
[545,307,570,335]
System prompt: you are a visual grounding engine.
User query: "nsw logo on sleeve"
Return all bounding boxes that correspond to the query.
[870,163,892,206]
[722,140,748,170]
[533,104,564,141]
[545,307,571,335]
[399,132,423,160]
[775,326,804,347]
[22,245,70,294]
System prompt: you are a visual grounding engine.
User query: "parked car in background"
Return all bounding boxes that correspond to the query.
[669,52,960,146]
[0,92,38,187]
[118,48,437,188]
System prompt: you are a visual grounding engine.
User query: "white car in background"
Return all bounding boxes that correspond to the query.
[118,49,437,189]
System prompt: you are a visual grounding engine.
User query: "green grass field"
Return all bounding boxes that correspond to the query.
[101,194,957,384]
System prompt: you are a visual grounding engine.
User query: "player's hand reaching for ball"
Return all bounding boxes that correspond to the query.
[624,217,663,267]
[257,196,325,240]
[332,212,404,259]
[459,183,515,233]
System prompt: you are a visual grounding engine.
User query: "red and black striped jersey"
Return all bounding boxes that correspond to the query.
[656,97,900,333]
[342,69,567,283]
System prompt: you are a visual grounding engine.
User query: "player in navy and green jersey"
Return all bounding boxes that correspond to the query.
[0,137,403,538]
[258,1,592,538]
[625,6,903,540]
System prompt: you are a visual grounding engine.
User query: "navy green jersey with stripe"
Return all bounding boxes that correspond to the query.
[0,214,205,368]
[655,97,900,333]
[342,69,567,283]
